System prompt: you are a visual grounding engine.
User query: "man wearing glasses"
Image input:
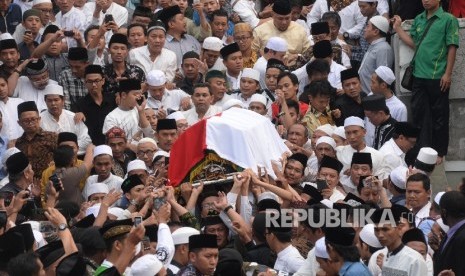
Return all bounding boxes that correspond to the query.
[15,101,57,179]
[12,0,54,45]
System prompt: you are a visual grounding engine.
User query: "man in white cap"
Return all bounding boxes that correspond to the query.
[231,68,261,108]
[145,69,191,113]
[358,15,393,94]
[84,182,110,203]
[201,36,226,71]
[167,111,189,134]
[183,83,222,126]
[337,116,387,180]
[135,138,157,174]
[131,254,166,276]
[82,145,123,198]
[12,0,53,44]
[222,99,244,111]
[332,126,346,146]
[40,84,92,155]
[168,227,201,275]
[307,136,337,182]
[413,147,438,176]
[248,94,268,116]
[253,37,288,88]
[358,224,383,264]
[387,166,408,206]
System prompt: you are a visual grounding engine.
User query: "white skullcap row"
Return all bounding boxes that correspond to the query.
[43,83,64,96]
[147,70,167,86]
[33,0,52,5]
[127,159,148,173]
[138,137,157,148]
[316,136,336,150]
[344,116,365,128]
[389,166,408,190]
[223,99,244,111]
[203,36,223,52]
[375,66,395,85]
[359,224,383,248]
[314,237,329,259]
[370,15,389,34]
[416,147,438,165]
[0,33,13,41]
[84,182,109,199]
[241,68,260,82]
[332,126,346,139]
[108,207,128,220]
[153,150,170,160]
[167,111,186,121]
[316,124,335,136]
[93,145,113,158]
[250,94,267,106]
[172,227,200,245]
[265,37,288,52]
[434,191,445,206]
[131,254,163,276]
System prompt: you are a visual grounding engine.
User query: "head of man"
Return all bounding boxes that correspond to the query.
[248,94,268,116]
[17,101,41,135]
[122,174,146,204]
[136,138,157,168]
[33,0,53,26]
[202,37,222,68]
[357,224,383,262]
[44,84,65,118]
[182,51,201,81]
[140,0,157,12]
[306,80,332,113]
[272,0,292,32]
[341,68,362,98]
[127,23,147,48]
[371,66,395,94]
[318,156,343,190]
[119,79,143,108]
[131,6,153,27]
[92,145,114,180]
[159,5,186,35]
[321,11,341,41]
[240,68,260,99]
[55,0,75,15]
[0,39,19,69]
[422,0,441,11]
[188,234,219,275]
[0,74,8,101]
[406,173,431,213]
[192,83,212,115]
[57,132,78,161]
[203,217,229,249]
[372,207,405,251]
[7,252,46,276]
[108,33,129,63]
[392,122,420,153]
[265,212,293,252]
[211,9,228,39]
[284,153,307,186]
[439,190,465,227]
[279,99,300,125]
[84,65,105,97]
[306,59,330,83]
[41,25,62,56]
[171,227,201,266]
[362,94,390,127]
[85,26,105,52]
[206,70,227,103]
[147,21,167,55]
[287,124,308,147]
[265,59,286,91]
[220,43,243,76]
[127,159,149,185]
[277,72,299,101]
[358,0,378,17]
[144,108,158,131]
[105,127,127,161]
[364,16,389,43]
[156,119,178,152]
[233,22,253,52]
[6,152,34,186]
[314,136,336,162]
[146,70,167,102]
[350,152,373,188]
[402,228,428,259]
[67,47,89,78]
[167,111,188,134]
[344,117,366,150]
[22,9,42,36]
[201,0,219,16]
[26,59,49,90]
[311,22,331,43]
[99,219,133,258]
[264,37,288,61]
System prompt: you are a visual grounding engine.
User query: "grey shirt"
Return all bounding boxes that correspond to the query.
[164,33,201,68]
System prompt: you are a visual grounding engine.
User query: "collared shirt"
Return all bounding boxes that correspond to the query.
[233,0,260,28]
[373,116,397,150]
[183,105,222,126]
[164,33,201,68]
[415,201,432,227]
[0,97,24,140]
[411,7,459,79]
[178,263,203,276]
[274,244,305,273]
[74,93,117,145]
[337,144,388,180]
[377,245,428,275]
[295,60,346,95]
[379,138,407,172]
[252,20,310,55]
[129,46,177,82]
[351,18,371,63]
[86,1,128,27]
[16,128,58,178]
[103,107,140,140]
[359,37,394,93]
[40,109,92,155]
[225,71,242,91]
[13,78,59,112]
[176,74,203,95]
[333,93,367,127]
[103,62,146,95]
[442,218,465,251]
[58,69,88,111]
[55,7,87,48]
[230,91,254,108]
[146,89,190,111]
[0,3,22,34]
[242,51,258,69]
[339,261,371,276]
[44,54,70,82]
[301,106,335,136]
[212,94,232,108]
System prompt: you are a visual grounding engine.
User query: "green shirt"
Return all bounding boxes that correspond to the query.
[410,7,459,79]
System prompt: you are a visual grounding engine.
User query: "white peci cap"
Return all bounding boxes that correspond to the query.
[85,182,109,199]
[138,137,157,148]
[344,116,365,128]
[127,159,148,173]
[0,33,13,41]
[108,207,128,220]
[375,66,395,85]
[147,70,167,86]
[167,111,186,121]
[202,36,223,52]
[250,94,267,107]
[316,124,335,136]
[93,145,113,158]
[265,37,288,52]
[222,99,244,110]
[33,0,52,5]
[434,191,445,206]
[415,147,438,173]
[389,166,408,190]
[241,68,260,82]
[370,15,389,34]
[314,237,329,259]
[332,126,346,139]
[43,83,64,96]
[172,227,200,245]
[153,150,170,160]
[316,136,336,150]
[359,224,383,248]
[131,254,163,276]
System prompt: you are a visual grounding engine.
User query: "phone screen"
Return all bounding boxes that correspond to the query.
[134,216,142,227]
[316,179,329,191]
[153,197,166,211]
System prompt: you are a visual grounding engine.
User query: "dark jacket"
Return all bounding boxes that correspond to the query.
[433,221,465,275]
[0,3,22,34]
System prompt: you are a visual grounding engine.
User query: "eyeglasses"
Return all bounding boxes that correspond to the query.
[21,117,39,125]
[202,202,215,209]
[234,36,251,42]
[86,79,103,85]
[137,150,155,157]
[38,9,53,14]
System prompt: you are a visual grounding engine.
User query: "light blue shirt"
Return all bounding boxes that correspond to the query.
[0,136,9,180]
[339,261,372,276]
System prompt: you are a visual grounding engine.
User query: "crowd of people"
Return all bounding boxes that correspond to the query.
[0,0,464,274]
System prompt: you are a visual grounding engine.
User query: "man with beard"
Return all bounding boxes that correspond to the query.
[8,58,58,112]
[183,83,221,126]
[201,37,225,71]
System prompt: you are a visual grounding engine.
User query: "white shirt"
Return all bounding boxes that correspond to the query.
[183,105,222,126]
[386,95,408,122]
[233,0,260,29]
[415,202,432,227]
[146,89,190,111]
[55,7,87,48]
[0,98,24,140]
[213,94,232,108]
[82,174,124,198]
[336,144,388,180]
[103,107,140,140]
[226,71,242,90]
[379,138,407,172]
[253,56,268,89]
[209,57,226,72]
[369,246,428,276]
[85,2,128,27]
[40,109,92,155]
[274,244,305,273]
[294,248,319,276]
[230,93,253,108]
[13,78,59,112]
[129,46,177,82]
[294,61,346,97]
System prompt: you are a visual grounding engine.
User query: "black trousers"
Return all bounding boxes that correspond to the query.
[411,77,450,157]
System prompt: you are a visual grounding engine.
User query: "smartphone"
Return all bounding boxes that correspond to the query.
[153,197,166,211]
[134,216,143,227]
[104,14,114,23]
[142,236,151,251]
[24,30,32,35]
[316,179,329,192]
[0,191,14,207]
[39,221,57,234]
[63,30,74,37]
[136,97,144,105]
[49,173,62,192]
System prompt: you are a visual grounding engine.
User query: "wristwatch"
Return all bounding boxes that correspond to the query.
[343,32,350,40]
[58,223,68,231]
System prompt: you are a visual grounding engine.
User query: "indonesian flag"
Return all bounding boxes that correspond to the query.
[168,108,290,186]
